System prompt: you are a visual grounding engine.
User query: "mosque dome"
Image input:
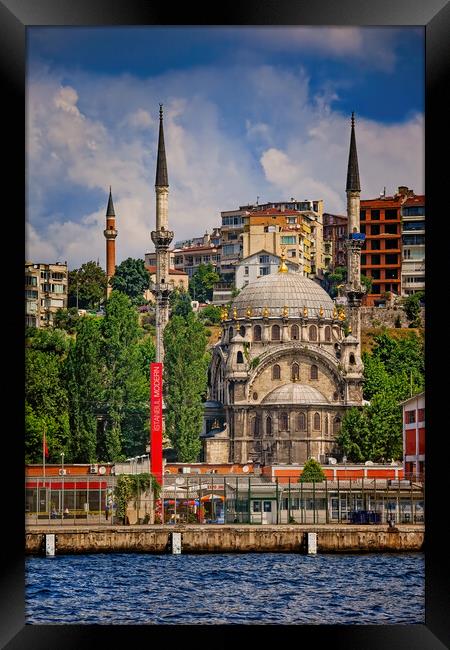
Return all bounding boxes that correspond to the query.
[262,383,329,405]
[231,271,335,319]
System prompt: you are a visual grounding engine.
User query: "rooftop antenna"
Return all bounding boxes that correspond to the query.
[256,195,259,205]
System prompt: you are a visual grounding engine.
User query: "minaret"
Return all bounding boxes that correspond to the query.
[151,105,174,363]
[104,187,118,298]
[344,113,366,343]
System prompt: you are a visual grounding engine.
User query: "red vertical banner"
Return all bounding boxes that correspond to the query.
[150,362,163,485]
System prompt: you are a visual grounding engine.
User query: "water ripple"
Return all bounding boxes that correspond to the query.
[25,552,424,625]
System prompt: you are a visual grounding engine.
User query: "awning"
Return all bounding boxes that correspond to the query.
[200,494,225,502]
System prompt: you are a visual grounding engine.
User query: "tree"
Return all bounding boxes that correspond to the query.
[53,307,80,334]
[163,313,210,461]
[189,263,220,302]
[198,304,222,325]
[110,258,150,302]
[169,288,193,319]
[99,291,149,461]
[299,458,326,482]
[68,261,107,310]
[25,331,70,463]
[64,317,103,463]
[402,292,424,328]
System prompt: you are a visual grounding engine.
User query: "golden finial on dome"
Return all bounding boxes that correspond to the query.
[263,306,270,318]
[303,306,308,318]
[338,309,346,321]
[232,307,238,320]
[319,305,324,318]
[278,247,288,273]
[246,306,252,318]
[333,306,338,319]
[220,307,226,321]
[224,306,229,320]
[348,323,352,333]
[282,305,289,318]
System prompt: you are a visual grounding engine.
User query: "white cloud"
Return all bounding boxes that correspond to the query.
[26,61,424,270]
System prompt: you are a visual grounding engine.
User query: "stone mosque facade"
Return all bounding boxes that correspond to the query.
[202,115,365,466]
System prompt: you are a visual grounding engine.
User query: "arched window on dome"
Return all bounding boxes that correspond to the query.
[325,326,331,342]
[266,416,272,435]
[251,416,260,436]
[313,412,321,430]
[297,412,306,431]
[228,327,234,341]
[279,412,289,431]
[324,415,328,435]
[291,324,299,340]
[239,325,246,337]
[349,353,356,365]
[333,416,341,435]
[271,324,281,341]
[291,362,300,381]
[310,364,318,380]
[272,364,281,380]
[253,324,262,342]
[309,325,318,341]
[237,351,244,364]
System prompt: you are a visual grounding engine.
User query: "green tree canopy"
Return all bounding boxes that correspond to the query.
[169,288,193,319]
[163,313,210,462]
[402,291,424,328]
[189,263,220,302]
[110,257,150,302]
[68,261,107,310]
[198,304,222,325]
[299,458,326,482]
[53,307,80,334]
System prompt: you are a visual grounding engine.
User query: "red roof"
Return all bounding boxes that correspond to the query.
[403,195,425,206]
[145,265,188,276]
[173,245,218,253]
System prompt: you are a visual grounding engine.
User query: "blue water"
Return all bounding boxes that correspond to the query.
[25,552,424,625]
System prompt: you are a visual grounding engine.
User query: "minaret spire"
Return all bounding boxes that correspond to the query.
[151,104,174,365]
[346,112,361,193]
[104,186,118,298]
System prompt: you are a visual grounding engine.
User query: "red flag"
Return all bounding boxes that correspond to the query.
[43,431,49,458]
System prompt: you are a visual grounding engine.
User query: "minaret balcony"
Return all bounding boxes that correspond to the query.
[104,228,118,239]
[151,229,174,249]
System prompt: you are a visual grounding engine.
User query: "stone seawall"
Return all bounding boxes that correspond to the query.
[26,524,424,555]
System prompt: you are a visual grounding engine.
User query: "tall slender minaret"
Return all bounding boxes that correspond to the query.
[344,112,366,343]
[104,187,118,298]
[151,105,174,363]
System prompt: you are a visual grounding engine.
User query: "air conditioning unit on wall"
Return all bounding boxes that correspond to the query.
[58,469,66,476]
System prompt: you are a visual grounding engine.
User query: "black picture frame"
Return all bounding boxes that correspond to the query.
[1,0,449,648]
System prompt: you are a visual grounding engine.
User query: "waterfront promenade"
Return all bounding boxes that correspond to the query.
[26,523,424,554]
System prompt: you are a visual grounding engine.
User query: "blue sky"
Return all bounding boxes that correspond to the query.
[26,27,424,269]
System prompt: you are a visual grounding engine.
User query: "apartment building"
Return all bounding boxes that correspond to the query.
[401,195,425,296]
[234,251,298,290]
[25,261,68,328]
[323,213,348,271]
[359,188,407,306]
[219,207,250,284]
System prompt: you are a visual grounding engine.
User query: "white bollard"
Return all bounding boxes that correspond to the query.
[171,532,182,554]
[45,534,56,556]
[307,532,317,555]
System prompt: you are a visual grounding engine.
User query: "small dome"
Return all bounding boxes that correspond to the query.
[262,383,329,405]
[231,272,334,318]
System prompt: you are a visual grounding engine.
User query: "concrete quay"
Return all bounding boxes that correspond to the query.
[26,524,424,555]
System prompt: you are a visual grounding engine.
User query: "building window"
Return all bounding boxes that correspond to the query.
[280,413,289,431]
[371,284,380,294]
[324,415,328,435]
[259,255,270,264]
[244,266,249,276]
[291,324,299,340]
[281,236,296,245]
[385,269,398,279]
[25,290,38,299]
[370,225,380,236]
[229,327,234,340]
[272,364,281,380]
[385,208,398,220]
[405,410,416,424]
[271,324,281,341]
[260,266,270,276]
[324,326,331,342]
[385,254,398,265]
[313,413,321,430]
[291,363,300,381]
[371,255,381,266]
[266,416,272,435]
[385,239,398,249]
[371,269,381,280]
[310,364,318,380]
[403,206,425,217]
[361,254,367,265]
[239,325,246,337]
[384,223,398,235]
[253,325,262,342]
[371,210,380,220]
[297,412,306,431]
[360,209,366,221]
[349,354,356,365]
[25,275,37,286]
[309,325,317,341]
[333,416,341,434]
[286,217,297,224]
[418,408,425,422]
[237,351,244,364]
[370,240,381,250]
[252,417,260,435]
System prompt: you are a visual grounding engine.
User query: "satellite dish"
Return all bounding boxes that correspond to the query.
[175,477,184,485]
[98,466,106,475]
[364,460,374,466]
[242,465,249,473]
